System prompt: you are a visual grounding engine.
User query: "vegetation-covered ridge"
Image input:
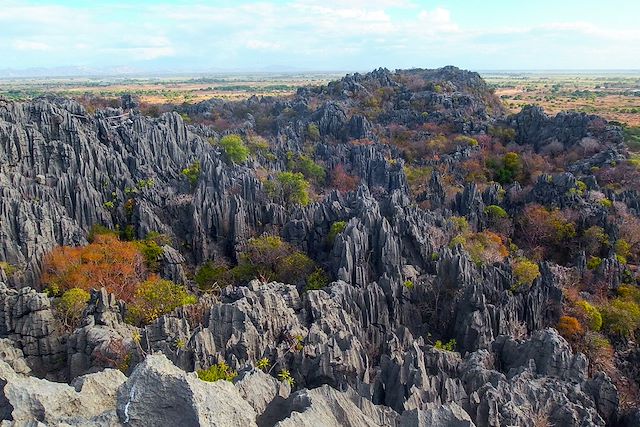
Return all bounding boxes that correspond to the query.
[0,66,639,426]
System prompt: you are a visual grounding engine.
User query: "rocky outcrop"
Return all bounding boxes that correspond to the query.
[0,357,125,425]
[275,385,400,427]
[0,283,65,378]
[116,354,258,427]
[0,68,635,426]
[510,105,623,151]
[66,288,140,379]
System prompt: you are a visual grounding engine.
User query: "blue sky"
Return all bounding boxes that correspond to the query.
[1,0,639,73]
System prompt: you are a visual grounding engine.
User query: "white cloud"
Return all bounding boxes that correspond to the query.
[417,7,459,33]
[0,0,639,70]
[245,40,282,50]
[12,40,50,51]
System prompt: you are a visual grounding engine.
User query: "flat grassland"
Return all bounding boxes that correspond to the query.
[1,71,639,126]
[0,73,342,104]
[484,71,640,126]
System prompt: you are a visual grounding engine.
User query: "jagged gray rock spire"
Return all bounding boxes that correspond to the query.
[0,67,634,426]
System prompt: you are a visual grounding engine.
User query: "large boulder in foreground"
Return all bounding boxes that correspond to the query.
[116,353,257,427]
[274,384,400,427]
[0,358,125,425]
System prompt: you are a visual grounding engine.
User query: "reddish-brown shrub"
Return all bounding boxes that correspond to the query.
[330,164,360,193]
[42,234,146,302]
[516,204,577,261]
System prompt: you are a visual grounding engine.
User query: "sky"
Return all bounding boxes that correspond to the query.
[1,0,639,74]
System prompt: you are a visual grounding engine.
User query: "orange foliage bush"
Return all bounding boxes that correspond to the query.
[42,234,146,302]
[556,315,584,341]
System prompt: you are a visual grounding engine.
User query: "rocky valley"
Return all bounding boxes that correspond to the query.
[0,66,639,426]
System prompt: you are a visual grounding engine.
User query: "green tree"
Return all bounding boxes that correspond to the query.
[512,258,540,290]
[577,300,603,332]
[288,154,326,185]
[601,285,640,338]
[484,205,508,219]
[267,172,310,206]
[491,152,523,184]
[54,288,90,330]
[220,134,250,164]
[126,277,196,325]
[237,235,316,284]
[135,238,164,272]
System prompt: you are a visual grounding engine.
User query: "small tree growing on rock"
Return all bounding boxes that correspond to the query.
[265,172,310,206]
[54,288,90,331]
[511,258,541,291]
[220,134,250,164]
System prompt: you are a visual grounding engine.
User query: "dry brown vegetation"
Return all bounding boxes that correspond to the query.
[485,72,640,126]
[0,73,341,104]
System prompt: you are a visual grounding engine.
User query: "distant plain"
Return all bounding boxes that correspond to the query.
[1,70,639,126]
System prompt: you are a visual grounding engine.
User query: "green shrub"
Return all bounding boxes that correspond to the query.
[328,221,347,244]
[135,238,164,272]
[266,172,310,206]
[587,256,603,270]
[289,154,326,185]
[599,198,613,209]
[492,152,523,184]
[404,165,433,193]
[601,298,640,338]
[449,216,469,233]
[119,224,136,242]
[484,205,508,219]
[615,240,632,260]
[228,262,258,284]
[488,126,516,142]
[454,135,479,147]
[512,258,540,289]
[0,261,17,276]
[237,235,316,285]
[137,178,155,189]
[306,268,329,291]
[434,339,456,352]
[220,134,249,164]
[126,278,197,325]
[195,261,231,290]
[567,180,587,197]
[197,361,237,382]
[54,288,90,330]
[583,226,609,256]
[278,369,295,386]
[256,358,270,371]
[618,284,640,303]
[278,252,316,283]
[182,161,201,187]
[307,123,320,141]
[450,230,509,266]
[577,300,603,332]
[247,135,270,153]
